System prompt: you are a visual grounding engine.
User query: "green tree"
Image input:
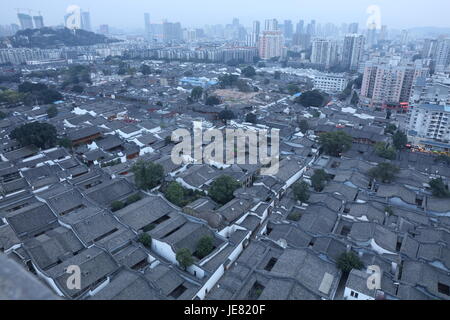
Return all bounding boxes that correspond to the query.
[0,90,25,105]
[292,181,310,203]
[209,175,240,205]
[319,131,353,157]
[241,66,256,77]
[190,86,203,101]
[337,252,364,273]
[299,119,309,134]
[368,163,400,183]
[10,122,57,149]
[429,178,450,198]
[354,75,363,89]
[218,109,235,121]
[138,233,152,248]
[111,201,125,212]
[126,194,142,205]
[218,73,239,88]
[350,92,359,105]
[287,84,301,95]
[245,113,257,124]
[196,236,214,259]
[140,64,152,75]
[295,90,326,107]
[164,182,185,206]
[311,169,331,192]
[374,142,397,160]
[273,71,281,80]
[72,85,84,94]
[176,248,195,270]
[385,124,397,135]
[46,105,58,118]
[236,79,252,92]
[393,131,408,150]
[58,137,73,150]
[19,82,63,105]
[205,95,221,106]
[0,111,6,119]
[132,160,164,191]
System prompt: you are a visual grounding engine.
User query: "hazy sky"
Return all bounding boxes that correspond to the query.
[2,0,450,30]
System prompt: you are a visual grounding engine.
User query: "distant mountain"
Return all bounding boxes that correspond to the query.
[0,27,121,49]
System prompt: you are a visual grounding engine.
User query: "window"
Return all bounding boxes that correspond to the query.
[350,291,359,298]
[169,284,187,299]
[264,257,278,272]
[438,283,450,296]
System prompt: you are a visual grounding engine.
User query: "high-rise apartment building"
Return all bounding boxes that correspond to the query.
[259,21,284,60]
[162,21,182,42]
[306,20,316,37]
[81,11,91,31]
[435,38,450,73]
[246,21,260,47]
[144,13,151,40]
[264,19,278,32]
[310,39,338,69]
[366,23,378,48]
[296,20,304,34]
[361,59,430,107]
[17,13,34,30]
[283,20,293,39]
[408,76,450,142]
[348,23,359,34]
[342,34,365,71]
[33,15,44,29]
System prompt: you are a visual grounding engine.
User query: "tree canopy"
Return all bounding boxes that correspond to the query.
[292,181,310,203]
[205,95,221,106]
[287,84,301,95]
[190,86,203,101]
[10,122,57,149]
[311,169,331,192]
[196,236,214,259]
[176,248,194,270]
[337,252,364,273]
[17,82,63,105]
[294,90,327,107]
[132,160,164,191]
[429,178,450,198]
[218,109,236,121]
[46,105,58,118]
[393,131,408,150]
[374,142,397,160]
[138,233,152,248]
[368,163,400,183]
[218,73,239,88]
[319,131,353,157]
[241,66,256,78]
[245,113,257,124]
[209,175,240,205]
[299,119,309,134]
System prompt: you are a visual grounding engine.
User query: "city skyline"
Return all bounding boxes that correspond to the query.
[2,0,450,31]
